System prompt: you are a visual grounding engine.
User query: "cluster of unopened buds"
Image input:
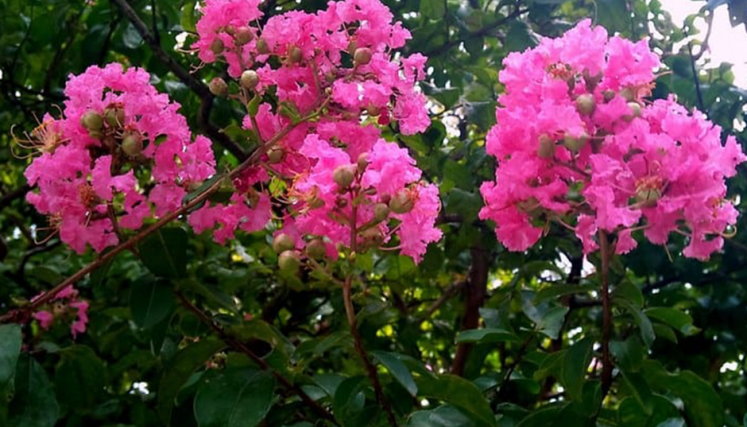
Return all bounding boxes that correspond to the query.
[480,20,745,259]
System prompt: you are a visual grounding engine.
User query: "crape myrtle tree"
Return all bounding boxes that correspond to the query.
[1,0,747,426]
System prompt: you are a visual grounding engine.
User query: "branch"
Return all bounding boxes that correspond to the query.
[423,8,530,57]
[342,277,399,427]
[176,292,337,424]
[110,0,248,160]
[598,231,613,398]
[0,185,31,212]
[687,42,705,112]
[0,117,305,325]
[450,245,490,377]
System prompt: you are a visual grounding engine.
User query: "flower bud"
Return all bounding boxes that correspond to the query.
[224,25,236,35]
[366,105,381,116]
[278,250,301,273]
[575,94,596,116]
[235,26,253,45]
[288,45,303,64]
[267,147,284,164]
[256,38,270,54]
[240,70,260,90]
[209,77,228,97]
[357,153,369,171]
[602,90,616,102]
[305,239,327,261]
[353,47,372,66]
[210,38,225,55]
[272,233,295,253]
[336,196,348,208]
[389,189,415,214]
[537,134,556,159]
[88,129,103,139]
[104,104,125,128]
[307,194,325,209]
[623,102,642,122]
[333,165,356,189]
[347,40,358,56]
[121,132,143,157]
[620,87,636,102]
[635,187,661,206]
[373,203,390,223]
[80,111,103,131]
[563,131,589,153]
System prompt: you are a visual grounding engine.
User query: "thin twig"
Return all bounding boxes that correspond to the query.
[687,42,705,112]
[110,0,247,160]
[598,230,613,397]
[176,292,337,424]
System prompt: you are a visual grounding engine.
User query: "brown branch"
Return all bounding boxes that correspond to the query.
[450,245,490,377]
[342,277,399,427]
[418,281,466,320]
[0,117,306,325]
[598,231,613,397]
[176,292,337,424]
[0,185,31,212]
[110,0,248,160]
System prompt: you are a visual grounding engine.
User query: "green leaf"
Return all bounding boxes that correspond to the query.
[137,228,188,279]
[54,345,107,411]
[408,405,476,427]
[642,361,724,427]
[420,0,445,20]
[8,355,59,427]
[0,324,22,387]
[612,281,644,309]
[536,307,570,340]
[618,300,655,347]
[180,1,198,32]
[456,328,519,344]
[194,369,275,427]
[619,370,653,415]
[610,337,645,373]
[130,276,175,328]
[597,0,632,34]
[515,404,565,427]
[644,307,699,336]
[157,338,226,424]
[534,284,597,305]
[560,337,593,401]
[416,374,495,427]
[371,351,418,397]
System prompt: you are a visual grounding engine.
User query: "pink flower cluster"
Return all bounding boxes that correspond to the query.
[23,64,216,253]
[189,0,441,262]
[479,20,745,260]
[33,286,89,339]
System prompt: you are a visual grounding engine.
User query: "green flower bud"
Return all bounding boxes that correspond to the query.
[602,90,616,102]
[235,26,253,45]
[389,189,415,214]
[332,165,356,189]
[80,111,103,131]
[305,239,327,261]
[576,94,596,116]
[208,77,228,97]
[563,131,589,153]
[272,233,295,253]
[353,47,373,66]
[121,132,143,157]
[210,38,225,55]
[278,250,301,273]
[635,187,661,206]
[623,102,642,122]
[267,147,284,164]
[357,153,369,171]
[537,134,556,159]
[104,104,125,128]
[373,203,390,223]
[620,87,636,102]
[256,38,270,55]
[288,45,303,64]
[240,70,260,90]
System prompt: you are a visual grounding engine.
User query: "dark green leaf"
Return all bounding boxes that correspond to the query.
[560,337,593,401]
[0,324,22,387]
[456,328,519,344]
[54,345,107,411]
[8,355,59,427]
[416,374,494,427]
[194,369,275,427]
[137,228,188,279]
[130,276,175,328]
[371,351,418,397]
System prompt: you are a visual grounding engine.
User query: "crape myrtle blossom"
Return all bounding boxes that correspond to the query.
[21,63,216,254]
[479,19,745,260]
[189,0,441,264]
[32,286,89,339]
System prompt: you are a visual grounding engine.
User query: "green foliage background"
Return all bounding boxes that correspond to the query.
[1,0,747,426]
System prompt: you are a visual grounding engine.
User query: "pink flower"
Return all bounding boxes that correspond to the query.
[479,20,745,260]
[32,286,90,339]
